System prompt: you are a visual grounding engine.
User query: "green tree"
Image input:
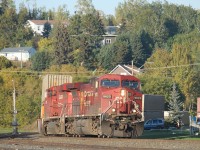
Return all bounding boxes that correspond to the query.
[79,13,104,69]
[67,14,82,53]
[169,32,200,107]
[139,49,173,106]
[99,39,131,70]
[98,44,114,70]
[130,30,153,67]
[53,5,69,21]
[18,3,29,25]
[0,70,42,127]
[0,0,14,15]
[103,15,116,26]
[68,11,104,69]
[168,83,183,126]
[0,7,18,48]
[75,0,95,15]
[38,37,54,52]
[140,76,173,106]
[53,24,71,65]
[42,21,52,38]
[31,51,52,71]
[0,56,12,69]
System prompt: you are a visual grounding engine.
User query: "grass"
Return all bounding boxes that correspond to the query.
[0,127,12,134]
[139,128,200,140]
[0,127,26,134]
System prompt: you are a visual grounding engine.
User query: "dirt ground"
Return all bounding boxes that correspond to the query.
[0,132,200,150]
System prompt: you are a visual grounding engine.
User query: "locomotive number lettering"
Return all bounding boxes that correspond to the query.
[84,100,91,106]
[134,96,142,100]
[84,91,93,97]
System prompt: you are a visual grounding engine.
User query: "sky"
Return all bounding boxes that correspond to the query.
[15,0,200,15]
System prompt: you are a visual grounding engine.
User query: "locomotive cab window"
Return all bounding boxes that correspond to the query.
[101,79,120,87]
[122,80,139,89]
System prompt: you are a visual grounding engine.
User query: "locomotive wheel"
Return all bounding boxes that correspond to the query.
[131,122,144,138]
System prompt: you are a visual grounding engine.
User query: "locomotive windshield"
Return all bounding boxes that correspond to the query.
[101,79,120,87]
[122,80,139,89]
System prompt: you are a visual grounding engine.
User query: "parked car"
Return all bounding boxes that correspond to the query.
[144,118,165,130]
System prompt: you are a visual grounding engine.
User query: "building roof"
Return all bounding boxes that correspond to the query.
[102,34,117,37]
[105,26,117,35]
[0,47,34,53]
[110,64,142,75]
[27,20,68,26]
[28,20,55,25]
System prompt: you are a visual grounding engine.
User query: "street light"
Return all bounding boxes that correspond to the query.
[12,80,18,135]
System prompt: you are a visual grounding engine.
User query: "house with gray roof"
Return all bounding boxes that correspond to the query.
[0,47,36,62]
[109,64,142,76]
[102,26,118,45]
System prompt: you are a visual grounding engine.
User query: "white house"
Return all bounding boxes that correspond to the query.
[26,20,68,35]
[26,20,55,35]
[0,47,36,62]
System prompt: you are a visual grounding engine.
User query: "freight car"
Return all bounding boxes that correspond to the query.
[39,74,144,138]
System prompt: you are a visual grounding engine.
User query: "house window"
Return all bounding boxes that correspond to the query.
[38,26,40,31]
[105,39,111,44]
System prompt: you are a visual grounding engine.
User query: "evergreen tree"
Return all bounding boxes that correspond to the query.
[168,83,183,125]
[53,24,71,65]
[31,51,51,71]
[42,21,52,38]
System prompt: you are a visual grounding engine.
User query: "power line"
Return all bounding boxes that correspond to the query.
[0,70,106,74]
[143,63,200,70]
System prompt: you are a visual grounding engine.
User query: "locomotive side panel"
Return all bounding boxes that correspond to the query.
[80,84,100,116]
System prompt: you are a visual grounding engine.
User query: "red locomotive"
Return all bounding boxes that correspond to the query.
[40,74,144,138]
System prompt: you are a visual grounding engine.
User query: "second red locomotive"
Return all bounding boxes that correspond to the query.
[40,74,144,138]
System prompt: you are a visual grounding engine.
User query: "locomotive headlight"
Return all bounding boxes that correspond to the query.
[112,108,116,112]
[121,89,126,97]
[132,109,137,113]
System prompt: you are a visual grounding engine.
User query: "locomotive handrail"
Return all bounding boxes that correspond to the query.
[102,97,120,114]
[57,102,66,118]
[132,100,142,114]
[100,97,121,129]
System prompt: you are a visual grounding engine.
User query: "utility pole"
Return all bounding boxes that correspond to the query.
[131,60,133,75]
[12,80,18,135]
[19,50,23,68]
